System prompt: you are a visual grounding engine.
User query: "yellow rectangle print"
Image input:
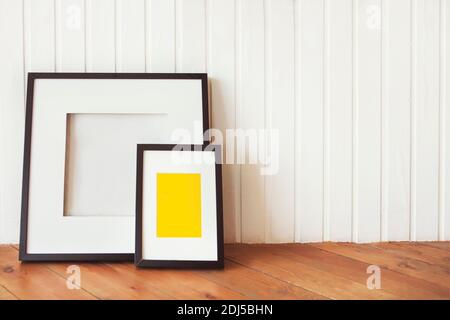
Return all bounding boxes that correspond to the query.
[156,173,202,238]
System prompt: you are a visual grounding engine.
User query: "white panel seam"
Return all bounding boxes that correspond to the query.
[173,0,177,72]
[235,0,243,243]
[54,0,59,71]
[144,0,148,72]
[439,0,447,240]
[83,0,87,72]
[352,0,359,243]
[115,0,121,72]
[380,0,389,242]
[410,0,417,241]
[22,0,27,94]
[235,0,241,244]
[204,0,208,74]
[323,0,330,242]
[85,0,92,71]
[263,0,269,243]
[175,0,181,72]
[294,0,301,243]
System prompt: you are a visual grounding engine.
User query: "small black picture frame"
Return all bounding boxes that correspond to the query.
[135,144,224,268]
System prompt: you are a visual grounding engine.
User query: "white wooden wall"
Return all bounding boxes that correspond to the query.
[0,0,449,244]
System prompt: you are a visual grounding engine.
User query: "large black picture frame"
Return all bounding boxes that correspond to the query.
[20,73,210,262]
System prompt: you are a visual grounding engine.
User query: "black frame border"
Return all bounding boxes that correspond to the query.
[135,144,224,269]
[20,73,210,262]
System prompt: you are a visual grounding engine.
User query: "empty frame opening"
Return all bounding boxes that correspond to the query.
[64,113,167,217]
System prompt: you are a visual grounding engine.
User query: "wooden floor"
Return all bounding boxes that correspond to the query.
[0,242,449,300]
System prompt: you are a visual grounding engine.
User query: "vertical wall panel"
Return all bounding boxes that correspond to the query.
[116,0,146,72]
[298,0,324,242]
[412,0,440,241]
[294,0,301,242]
[55,0,85,71]
[0,0,24,243]
[445,0,450,240]
[86,0,116,71]
[328,0,353,242]
[238,0,266,243]
[147,0,175,72]
[16,0,55,243]
[264,0,295,242]
[24,0,55,74]
[355,0,381,242]
[208,0,239,243]
[176,0,206,72]
[383,0,411,241]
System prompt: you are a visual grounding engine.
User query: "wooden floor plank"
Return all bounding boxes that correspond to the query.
[421,242,450,251]
[198,260,327,300]
[0,246,95,300]
[225,245,399,300]
[280,244,449,299]
[0,285,17,300]
[107,263,246,300]
[312,243,450,292]
[372,242,450,269]
[47,262,171,300]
